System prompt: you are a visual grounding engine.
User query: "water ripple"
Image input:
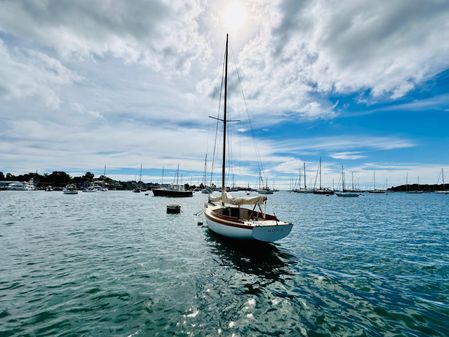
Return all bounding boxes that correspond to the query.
[1,191,449,336]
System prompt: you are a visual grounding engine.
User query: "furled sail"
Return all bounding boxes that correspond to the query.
[209,192,267,206]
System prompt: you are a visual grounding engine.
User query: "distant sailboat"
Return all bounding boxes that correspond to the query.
[408,176,424,193]
[152,165,193,197]
[257,172,273,194]
[368,170,386,193]
[294,163,310,193]
[100,165,108,191]
[336,166,360,197]
[313,157,334,195]
[133,164,143,193]
[436,168,449,194]
[201,155,212,194]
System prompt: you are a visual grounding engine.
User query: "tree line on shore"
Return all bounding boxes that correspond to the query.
[388,184,447,192]
[0,171,196,191]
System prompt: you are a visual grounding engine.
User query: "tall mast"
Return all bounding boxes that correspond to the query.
[373,170,376,191]
[222,34,229,199]
[341,165,344,192]
[442,168,445,191]
[202,154,207,186]
[161,167,165,185]
[319,157,322,190]
[139,164,142,189]
[176,164,179,186]
[304,162,307,190]
[351,171,354,191]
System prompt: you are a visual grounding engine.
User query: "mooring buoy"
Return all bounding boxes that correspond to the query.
[167,204,181,214]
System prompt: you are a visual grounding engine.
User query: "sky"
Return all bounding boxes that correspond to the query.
[1,0,449,189]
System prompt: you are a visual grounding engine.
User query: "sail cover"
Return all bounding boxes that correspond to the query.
[209,192,267,206]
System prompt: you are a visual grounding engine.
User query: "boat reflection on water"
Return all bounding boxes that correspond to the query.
[203,230,295,282]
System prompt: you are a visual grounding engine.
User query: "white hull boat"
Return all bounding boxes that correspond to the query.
[7,179,36,191]
[336,166,360,197]
[63,184,78,194]
[203,35,293,243]
[257,188,273,195]
[204,194,293,242]
[82,188,98,192]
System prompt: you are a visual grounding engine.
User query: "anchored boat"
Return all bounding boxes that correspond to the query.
[152,165,193,197]
[336,165,360,197]
[203,34,293,243]
[63,184,78,194]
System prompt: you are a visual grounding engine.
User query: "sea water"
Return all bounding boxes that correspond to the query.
[1,191,448,336]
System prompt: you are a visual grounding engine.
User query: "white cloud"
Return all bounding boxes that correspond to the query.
[269,0,449,99]
[0,0,211,74]
[330,152,366,160]
[0,40,80,108]
[0,116,280,175]
[272,158,304,174]
[2,0,449,119]
[274,135,415,153]
[197,0,449,122]
[375,94,449,112]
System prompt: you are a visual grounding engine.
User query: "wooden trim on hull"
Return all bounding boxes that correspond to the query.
[205,214,253,240]
[204,212,252,230]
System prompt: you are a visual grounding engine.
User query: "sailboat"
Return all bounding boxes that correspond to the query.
[133,164,143,193]
[313,157,334,195]
[100,165,108,191]
[257,172,273,194]
[294,162,312,193]
[368,170,386,193]
[344,171,359,193]
[291,167,300,192]
[408,176,424,193]
[336,166,360,197]
[436,168,449,194]
[201,155,212,194]
[203,34,293,242]
[152,165,193,197]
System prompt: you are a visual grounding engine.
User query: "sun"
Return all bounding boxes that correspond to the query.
[222,1,248,33]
